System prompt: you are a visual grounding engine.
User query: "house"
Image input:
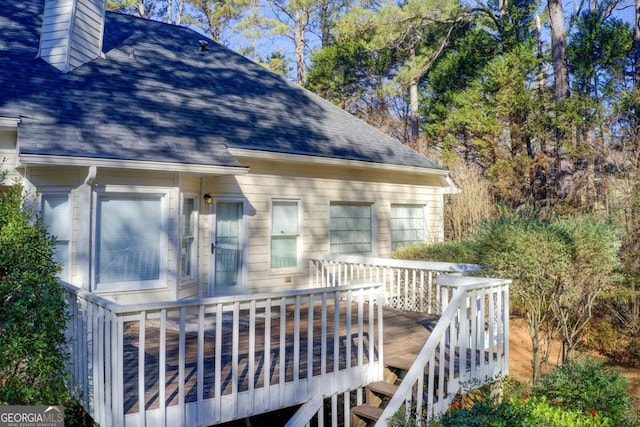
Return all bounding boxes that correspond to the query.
[0,1,509,426]
[1,0,454,304]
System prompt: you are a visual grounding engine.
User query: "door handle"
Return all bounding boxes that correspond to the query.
[211,243,216,254]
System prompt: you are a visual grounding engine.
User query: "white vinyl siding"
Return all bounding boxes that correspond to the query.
[181,196,197,282]
[94,192,167,291]
[330,203,373,255]
[390,204,426,251]
[41,193,71,280]
[271,200,301,269]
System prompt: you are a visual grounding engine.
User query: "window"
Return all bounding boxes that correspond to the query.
[181,196,197,282]
[271,200,301,269]
[390,204,426,251]
[41,194,71,280]
[330,203,373,255]
[94,192,166,290]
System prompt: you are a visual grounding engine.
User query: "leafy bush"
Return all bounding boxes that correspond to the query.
[0,184,69,405]
[431,395,614,426]
[533,357,636,426]
[392,240,478,264]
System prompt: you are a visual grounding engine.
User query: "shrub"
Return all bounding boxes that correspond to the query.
[434,396,613,427]
[392,240,478,264]
[0,184,69,405]
[533,357,636,426]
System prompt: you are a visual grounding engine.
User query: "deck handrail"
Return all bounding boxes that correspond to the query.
[309,254,483,314]
[309,253,482,274]
[284,394,324,427]
[375,275,511,426]
[63,280,386,427]
[62,280,384,315]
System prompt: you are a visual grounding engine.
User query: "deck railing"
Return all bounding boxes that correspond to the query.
[375,275,511,426]
[63,255,507,427]
[62,281,385,427]
[309,253,482,314]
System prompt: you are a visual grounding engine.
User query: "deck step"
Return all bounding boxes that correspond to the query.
[385,354,415,372]
[351,404,384,422]
[367,381,399,397]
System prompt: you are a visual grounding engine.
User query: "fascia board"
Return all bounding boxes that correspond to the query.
[17,154,250,175]
[228,148,449,177]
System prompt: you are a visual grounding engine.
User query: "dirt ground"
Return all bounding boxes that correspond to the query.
[508,316,640,411]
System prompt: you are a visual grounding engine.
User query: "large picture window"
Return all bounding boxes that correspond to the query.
[41,193,71,281]
[330,203,373,255]
[271,200,300,269]
[390,204,426,251]
[95,192,166,290]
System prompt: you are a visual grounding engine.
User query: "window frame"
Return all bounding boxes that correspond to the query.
[180,193,199,283]
[270,198,303,271]
[329,202,376,256]
[390,203,427,251]
[91,187,169,293]
[40,190,72,282]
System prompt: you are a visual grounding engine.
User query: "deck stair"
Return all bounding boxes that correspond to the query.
[351,357,424,427]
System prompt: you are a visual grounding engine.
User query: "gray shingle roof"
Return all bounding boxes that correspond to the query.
[0,1,445,171]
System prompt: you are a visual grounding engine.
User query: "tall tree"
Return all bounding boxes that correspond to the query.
[339,0,460,141]
[183,0,251,43]
[107,0,158,18]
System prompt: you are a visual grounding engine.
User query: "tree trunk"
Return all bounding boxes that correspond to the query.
[294,10,307,84]
[319,0,331,46]
[176,0,184,25]
[634,0,640,90]
[167,0,172,23]
[548,0,570,101]
[535,15,545,95]
[409,79,419,141]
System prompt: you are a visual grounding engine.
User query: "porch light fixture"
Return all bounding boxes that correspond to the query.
[203,193,213,205]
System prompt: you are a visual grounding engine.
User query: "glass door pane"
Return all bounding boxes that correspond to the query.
[214,201,243,293]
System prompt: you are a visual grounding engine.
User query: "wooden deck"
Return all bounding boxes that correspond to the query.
[121,303,435,415]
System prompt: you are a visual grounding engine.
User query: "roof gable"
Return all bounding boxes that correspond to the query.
[0,0,445,172]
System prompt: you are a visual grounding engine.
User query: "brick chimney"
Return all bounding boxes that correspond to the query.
[38,0,106,73]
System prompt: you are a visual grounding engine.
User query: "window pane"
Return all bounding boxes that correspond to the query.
[182,198,195,237]
[272,201,298,235]
[271,200,299,269]
[42,195,70,280]
[96,194,162,284]
[181,197,196,280]
[42,195,69,239]
[391,204,425,251]
[271,236,297,268]
[330,203,372,255]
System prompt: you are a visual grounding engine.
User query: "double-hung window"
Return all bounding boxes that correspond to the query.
[94,191,167,291]
[329,202,373,255]
[271,200,301,269]
[390,204,426,251]
[41,193,71,281]
[181,195,197,282]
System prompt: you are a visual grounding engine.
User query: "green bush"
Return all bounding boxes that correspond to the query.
[533,357,636,426]
[392,240,478,264]
[0,184,69,405]
[432,395,613,427]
